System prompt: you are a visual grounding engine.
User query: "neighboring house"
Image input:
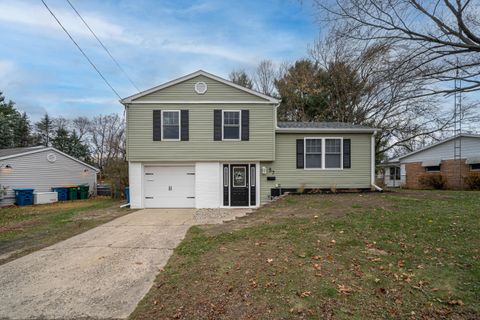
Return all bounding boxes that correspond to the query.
[121,70,378,209]
[0,146,99,206]
[381,134,480,189]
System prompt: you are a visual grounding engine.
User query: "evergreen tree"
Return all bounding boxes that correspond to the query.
[52,128,90,162]
[0,92,33,148]
[14,112,32,147]
[35,113,54,147]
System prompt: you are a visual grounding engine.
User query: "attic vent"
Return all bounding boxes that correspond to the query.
[194,81,207,94]
[47,153,57,163]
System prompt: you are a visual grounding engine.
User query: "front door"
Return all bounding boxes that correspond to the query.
[230,165,249,206]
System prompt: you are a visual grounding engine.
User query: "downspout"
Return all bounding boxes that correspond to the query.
[371,131,383,191]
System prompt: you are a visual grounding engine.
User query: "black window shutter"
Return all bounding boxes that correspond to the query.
[241,110,249,141]
[153,110,162,141]
[213,110,222,141]
[343,139,351,168]
[180,110,189,141]
[296,139,304,169]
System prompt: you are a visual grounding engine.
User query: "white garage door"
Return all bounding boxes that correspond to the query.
[144,166,195,208]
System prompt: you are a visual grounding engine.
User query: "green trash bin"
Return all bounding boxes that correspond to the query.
[78,185,89,200]
[67,186,79,200]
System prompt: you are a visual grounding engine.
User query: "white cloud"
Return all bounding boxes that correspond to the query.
[0,1,139,45]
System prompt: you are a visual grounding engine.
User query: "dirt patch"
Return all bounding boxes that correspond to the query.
[0,219,40,233]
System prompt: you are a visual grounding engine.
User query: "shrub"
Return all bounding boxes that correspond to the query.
[464,172,480,190]
[418,173,447,189]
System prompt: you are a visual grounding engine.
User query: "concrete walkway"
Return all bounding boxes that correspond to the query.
[0,208,249,319]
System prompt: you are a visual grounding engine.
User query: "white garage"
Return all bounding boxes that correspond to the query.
[143,166,195,208]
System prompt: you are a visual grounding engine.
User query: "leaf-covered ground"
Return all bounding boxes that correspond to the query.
[130,191,480,320]
[0,198,134,264]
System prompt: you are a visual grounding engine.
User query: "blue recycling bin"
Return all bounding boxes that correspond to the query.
[52,187,68,201]
[14,188,34,206]
[125,187,130,203]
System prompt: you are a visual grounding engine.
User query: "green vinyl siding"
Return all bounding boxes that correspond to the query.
[126,104,275,161]
[134,75,269,102]
[259,133,372,203]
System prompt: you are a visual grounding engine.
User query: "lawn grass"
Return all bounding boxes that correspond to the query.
[130,191,480,320]
[0,198,134,264]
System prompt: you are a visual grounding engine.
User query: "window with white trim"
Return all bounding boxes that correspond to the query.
[305,139,322,169]
[223,111,240,140]
[162,110,180,140]
[325,139,341,168]
[304,137,343,170]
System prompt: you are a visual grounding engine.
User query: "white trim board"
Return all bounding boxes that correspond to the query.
[121,70,281,104]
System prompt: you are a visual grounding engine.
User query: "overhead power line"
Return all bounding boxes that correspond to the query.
[66,0,140,92]
[40,0,122,99]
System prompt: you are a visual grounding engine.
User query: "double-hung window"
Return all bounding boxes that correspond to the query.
[304,137,343,169]
[223,111,241,140]
[162,110,180,140]
[305,139,322,169]
[325,139,342,168]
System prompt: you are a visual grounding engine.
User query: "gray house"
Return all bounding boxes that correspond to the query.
[381,134,480,189]
[122,70,379,209]
[0,146,99,206]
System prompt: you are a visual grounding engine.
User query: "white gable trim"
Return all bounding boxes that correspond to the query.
[0,147,100,172]
[120,70,280,104]
[398,134,480,160]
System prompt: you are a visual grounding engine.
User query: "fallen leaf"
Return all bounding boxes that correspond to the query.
[299,291,312,297]
[267,258,273,263]
[448,300,464,306]
[397,260,405,268]
[337,284,354,294]
[313,263,321,270]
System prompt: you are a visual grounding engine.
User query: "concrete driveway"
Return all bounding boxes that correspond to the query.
[0,209,206,319]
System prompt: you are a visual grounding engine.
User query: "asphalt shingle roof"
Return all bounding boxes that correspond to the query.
[277,121,374,130]
[0,146,46,159]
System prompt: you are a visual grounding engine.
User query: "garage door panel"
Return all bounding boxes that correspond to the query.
[144,166,195,208]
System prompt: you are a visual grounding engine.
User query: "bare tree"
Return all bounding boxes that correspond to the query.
[87,114,125,170]
[229,70,254,89]
[71,116,91,141]
[316,0,480,95]
[306,35,477,156]
[254,60,278,96]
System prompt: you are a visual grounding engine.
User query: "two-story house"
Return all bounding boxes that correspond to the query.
[121,70,378,209]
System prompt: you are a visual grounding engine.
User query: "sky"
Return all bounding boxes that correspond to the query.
[0,0,319,121]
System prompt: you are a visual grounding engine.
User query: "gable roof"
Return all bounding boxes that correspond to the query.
[0,146,46,158]
[0,146,99,172]
[120,70,280,104]
[398,133,480,160]
[276,121,377,133]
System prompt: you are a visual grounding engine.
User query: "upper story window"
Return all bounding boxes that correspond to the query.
[304,137,343,170]
[223,111,241,140]
[161,110,180,140]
